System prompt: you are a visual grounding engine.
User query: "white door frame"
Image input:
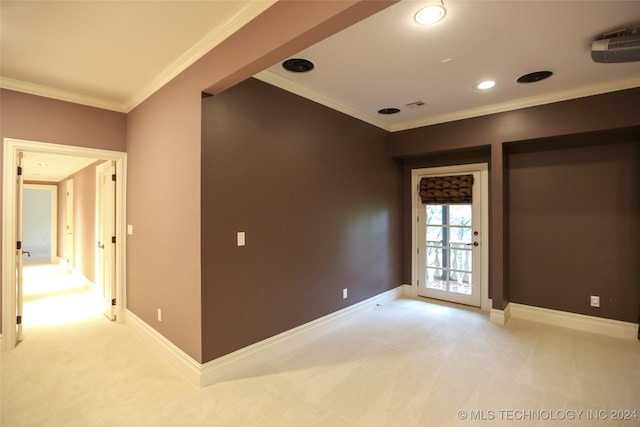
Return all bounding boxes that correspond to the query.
[64,178,74,269]
[2,138,127,350]
[410,163,490,311]
[96,160,117,320]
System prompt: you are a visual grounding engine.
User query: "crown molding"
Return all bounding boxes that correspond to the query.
[1,2,276,114]
[255,72,640,133]
[0,77,126,112]
[254,70,392,131]
[391,76,640,132]
[124,1,276,112]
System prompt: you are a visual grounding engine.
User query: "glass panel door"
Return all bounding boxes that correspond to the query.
[418,173,481,306]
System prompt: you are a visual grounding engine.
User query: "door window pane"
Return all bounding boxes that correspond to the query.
[426,226,444,243]
[449,205,471,226]
[426,268,447,290]
[426,205,444,224]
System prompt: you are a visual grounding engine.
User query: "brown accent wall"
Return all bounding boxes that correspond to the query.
[0,89,126,328]
[200,78,402,362]
[508,134,640,322]
[392,88,640,321]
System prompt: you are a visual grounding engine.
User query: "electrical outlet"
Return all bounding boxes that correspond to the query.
[343,288,348,299]
[157,308,162,321]
[590,295,600,308]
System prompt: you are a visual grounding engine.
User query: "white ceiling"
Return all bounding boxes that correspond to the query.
[0,0,274,112]
[258,0,640,131]
[21,152,98,183]
[1,0,639,137]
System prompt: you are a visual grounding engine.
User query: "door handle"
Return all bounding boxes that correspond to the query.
[98,242,105,249]
[466,242,479,247]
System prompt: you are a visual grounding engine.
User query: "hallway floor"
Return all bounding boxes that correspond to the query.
[2,265,639,426]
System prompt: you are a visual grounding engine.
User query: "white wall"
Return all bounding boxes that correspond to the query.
[23,187,55,263]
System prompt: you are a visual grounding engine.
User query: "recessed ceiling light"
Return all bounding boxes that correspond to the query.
[378,108,401,115]
[517,70,553,84]
[37,163,48,167]
[282,58,314,73]
[477,80,496,90]
[415,3,447,25]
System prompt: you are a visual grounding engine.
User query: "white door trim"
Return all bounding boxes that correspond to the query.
[410,163,490,311]
[2,138,127,350]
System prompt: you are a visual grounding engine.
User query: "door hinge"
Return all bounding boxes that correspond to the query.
[17,315,22,325]
[111,236,116,244]
[417,247,419,254]
[112,174,116,182]
[111,298,116,306]
[17,166,22,176]
[17,241,22,250]
[417,279,419,287]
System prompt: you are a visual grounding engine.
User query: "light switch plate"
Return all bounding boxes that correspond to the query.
[237,231,246,246]
[127,224,133,235]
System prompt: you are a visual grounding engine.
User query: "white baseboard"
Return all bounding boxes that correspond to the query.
[508,303,639,340]
[126,309,202,386]
[490,304,511,326]
[126,286,405,387]
[402,283,417,298]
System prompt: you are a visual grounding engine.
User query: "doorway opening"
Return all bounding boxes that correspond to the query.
[411,164,490,310]
[22,184,58,265]
[2,138,127,350]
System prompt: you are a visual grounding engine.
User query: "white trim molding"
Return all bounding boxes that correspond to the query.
[126,286,405,387]
[125,310,203,386]
[508,303,638,340]
[490,305,512,326]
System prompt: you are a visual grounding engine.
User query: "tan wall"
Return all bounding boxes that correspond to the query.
[59,163,99,283]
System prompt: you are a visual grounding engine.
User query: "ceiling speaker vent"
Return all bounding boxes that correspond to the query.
[517,71,553,84]
[282,58,314,73]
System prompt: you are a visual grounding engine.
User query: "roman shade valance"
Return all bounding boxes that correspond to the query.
[419,174,474,204]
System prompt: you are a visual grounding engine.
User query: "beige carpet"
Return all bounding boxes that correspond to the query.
[2,263,639,426]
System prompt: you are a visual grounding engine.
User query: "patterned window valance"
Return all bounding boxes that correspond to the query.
[419,174,474,204]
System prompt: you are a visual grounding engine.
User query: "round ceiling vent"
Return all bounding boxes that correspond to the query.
[378,108,401,115]
[282,58,314,73]
[517,70,553,84]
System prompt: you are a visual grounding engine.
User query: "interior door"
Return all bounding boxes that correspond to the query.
[97,161,116,320]
[64,179,74,271]
[16,152,24,343]
[417,170,482,307]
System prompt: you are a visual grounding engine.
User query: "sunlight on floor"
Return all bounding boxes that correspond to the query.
[22,263,103,327]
